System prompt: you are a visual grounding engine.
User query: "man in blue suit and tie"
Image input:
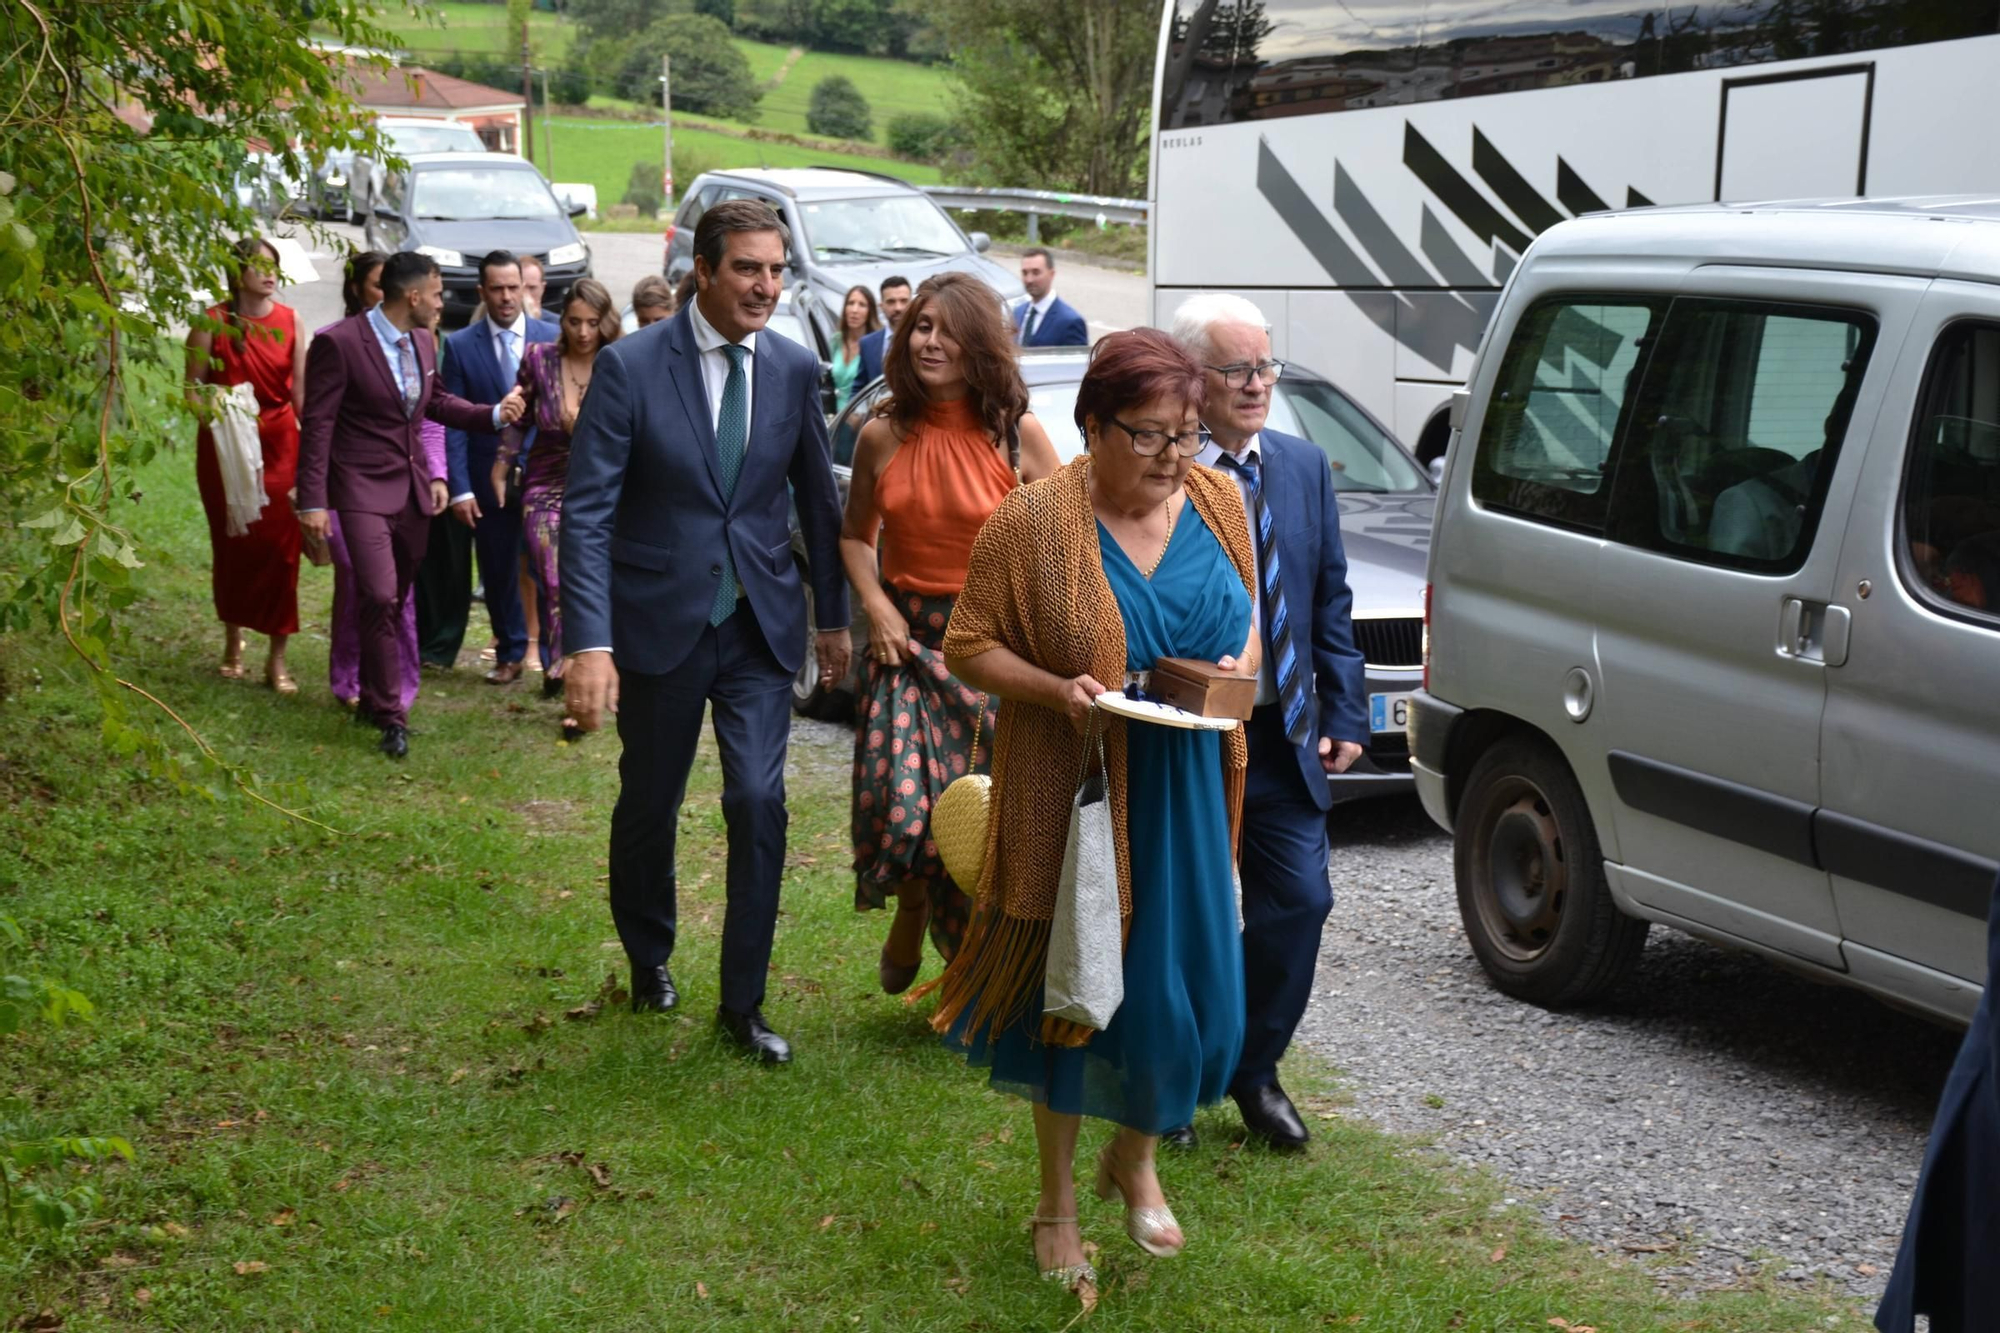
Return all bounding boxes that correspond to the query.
[440,251,557,683]
[1171,292,1367,1150]
[855,274,911,387]
[562,200,851,1064]
[1013,247,1090,347]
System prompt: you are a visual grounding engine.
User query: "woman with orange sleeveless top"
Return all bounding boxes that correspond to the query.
[840,273,1061,996]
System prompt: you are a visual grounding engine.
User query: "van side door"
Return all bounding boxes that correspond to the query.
[1589,268,1924,969]
[1818,284,2000,1023]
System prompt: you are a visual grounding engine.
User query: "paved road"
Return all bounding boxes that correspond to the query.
[275,221,1151,337]
[1296,794,1956,1304]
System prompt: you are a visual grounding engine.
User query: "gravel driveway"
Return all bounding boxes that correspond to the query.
[1297,795,1962,1302]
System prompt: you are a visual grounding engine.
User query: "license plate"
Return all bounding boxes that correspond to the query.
[1369,691,1412,734]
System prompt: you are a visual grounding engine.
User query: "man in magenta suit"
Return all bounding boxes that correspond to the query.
[298,252,524,758]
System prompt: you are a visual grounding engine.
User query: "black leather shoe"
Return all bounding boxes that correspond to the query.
[630,964,678,1014]
[716,1006,792,1064]
[1160,1124,1199,1150]
[378,724,408,760]
[1234,1082,1309,1150]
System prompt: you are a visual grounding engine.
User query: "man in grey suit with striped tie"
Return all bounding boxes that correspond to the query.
[1173,293,1368,1149]
[560,200,851,1064]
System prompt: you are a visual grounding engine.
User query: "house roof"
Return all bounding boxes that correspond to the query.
[345,65,524,113]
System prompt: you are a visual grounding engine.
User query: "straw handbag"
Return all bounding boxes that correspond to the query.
[932,698,991,891]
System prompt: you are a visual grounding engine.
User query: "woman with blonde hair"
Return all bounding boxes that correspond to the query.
[840,273,1060,994]
[931,328,1257,1294]
[493,276,620,739]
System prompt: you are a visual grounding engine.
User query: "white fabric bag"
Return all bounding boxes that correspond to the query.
[1044,709,1124,1030]
[211,380,268,537]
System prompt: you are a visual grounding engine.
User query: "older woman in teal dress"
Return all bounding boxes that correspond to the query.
[935,329,1258,1297]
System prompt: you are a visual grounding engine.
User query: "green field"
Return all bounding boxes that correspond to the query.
[377,4,954,150]
[391,0,577,58]
[545,117,940,220]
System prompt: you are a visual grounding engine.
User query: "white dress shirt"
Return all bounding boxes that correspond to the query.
[570,299,761,659]
[1019,291,1056,340]
[446,312,532,506]
[1197,432,1276,706]
[688,294,757,436]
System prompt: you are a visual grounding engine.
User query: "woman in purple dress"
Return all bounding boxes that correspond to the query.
[494,277,620,740]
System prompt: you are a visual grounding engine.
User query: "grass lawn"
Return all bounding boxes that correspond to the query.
[547,117,941,220]
[0,439,1876,1331]
[389,0,576,60]
[754,48,952,147]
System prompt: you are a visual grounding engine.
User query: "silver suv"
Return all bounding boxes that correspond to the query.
[663,168,1026,352]
[1415,198,2000,1026]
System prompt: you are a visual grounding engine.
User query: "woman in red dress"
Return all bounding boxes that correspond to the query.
[184,237,308,691]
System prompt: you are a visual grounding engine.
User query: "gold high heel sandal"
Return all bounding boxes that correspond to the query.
[1030,1214,1097,1290]
[1094,1146,1185,1258]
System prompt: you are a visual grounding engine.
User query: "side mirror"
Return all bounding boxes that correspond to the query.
[567,201,588,218]
[373,206,399,221]
[1428,456,1446,486]
[968,231,991,253]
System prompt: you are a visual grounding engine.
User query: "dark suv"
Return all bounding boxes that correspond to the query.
[663,168,1026,351]
[365,152,591,326]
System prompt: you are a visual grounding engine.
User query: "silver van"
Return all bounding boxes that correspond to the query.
[1413,198,2000,1026]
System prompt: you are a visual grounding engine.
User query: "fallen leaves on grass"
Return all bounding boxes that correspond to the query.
[232,1260,270,1275]
[270,1209,296,1227]
[1547,1320,1598,1333]
[695,1281,710,1299]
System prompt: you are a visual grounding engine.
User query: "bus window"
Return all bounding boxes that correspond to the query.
[1159,0,2000,130]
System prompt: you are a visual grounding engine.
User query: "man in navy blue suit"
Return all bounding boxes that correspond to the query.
[855,273,910,386]
[1013,247,1089,347]
[561,201,851,1064]
[1171,292,1367,1150]
[439,251,557,683]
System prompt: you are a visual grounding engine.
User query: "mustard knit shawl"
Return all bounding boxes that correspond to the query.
[930,457,1255,1048]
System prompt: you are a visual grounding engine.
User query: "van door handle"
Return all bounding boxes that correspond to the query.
[1777,598,1850,667]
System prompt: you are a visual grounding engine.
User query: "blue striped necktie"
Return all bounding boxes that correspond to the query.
[708,343,750,626]
[1219,451,1312,747]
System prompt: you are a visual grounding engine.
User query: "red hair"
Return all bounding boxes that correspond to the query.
[1073,328,1207,438]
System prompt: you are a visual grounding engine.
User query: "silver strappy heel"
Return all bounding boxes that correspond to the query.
[1030,1214,1098,1289]
[1094,1146,1186,1258]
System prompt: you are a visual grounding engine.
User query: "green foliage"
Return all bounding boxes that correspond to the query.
[569,0,684,45]
[610,15,764,119]
[1,916,130,1233]
[805,74,872,140]
[885,109,962,162]
[695,0,737,23]
[734,0,924,56]
[923,0,1156,194]
[621,160,665,216]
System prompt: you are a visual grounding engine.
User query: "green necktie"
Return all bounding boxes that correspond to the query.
[709,343,749,626]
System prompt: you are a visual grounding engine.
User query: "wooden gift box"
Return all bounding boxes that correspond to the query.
[1148,657,1258,720]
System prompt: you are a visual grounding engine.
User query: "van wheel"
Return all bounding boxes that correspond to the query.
[1453,735,1646,1006]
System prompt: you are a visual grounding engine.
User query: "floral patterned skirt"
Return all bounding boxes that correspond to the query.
[851,583,994,963]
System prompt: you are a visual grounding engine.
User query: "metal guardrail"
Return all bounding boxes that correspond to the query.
[922,185,1148,243]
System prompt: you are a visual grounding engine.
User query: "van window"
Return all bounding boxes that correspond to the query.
[1471,297,1661,532]
[679,184,715,231]
[1606,300,1874,572]
[1903,322,2000,628]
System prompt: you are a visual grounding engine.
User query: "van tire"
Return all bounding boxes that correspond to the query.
[1453,735,1646,1006]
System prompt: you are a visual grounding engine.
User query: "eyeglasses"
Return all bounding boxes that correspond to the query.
[1205,359,1286,389]
[1109,416,1205,458]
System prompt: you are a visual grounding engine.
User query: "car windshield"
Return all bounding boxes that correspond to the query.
[799,195,965,264]
[1023,375,1426,491]
[411,168,558,221]
[387,124,485,155]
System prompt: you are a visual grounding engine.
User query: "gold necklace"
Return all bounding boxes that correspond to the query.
[1142,497,1176,579]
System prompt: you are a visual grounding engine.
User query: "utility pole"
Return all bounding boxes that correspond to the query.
[660,54,675,215]
[539,68,555,179]
[520,33,535,165]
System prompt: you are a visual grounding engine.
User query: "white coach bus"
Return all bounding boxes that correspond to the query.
[1149,1,2000,464]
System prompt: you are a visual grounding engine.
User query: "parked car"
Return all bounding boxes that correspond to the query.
[1413,197,2000,1026]
[795,347,1434,805]
[663,168,1025,356]
[349,117,488,224]
[307,150,353,221]
[365,152,591,327]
